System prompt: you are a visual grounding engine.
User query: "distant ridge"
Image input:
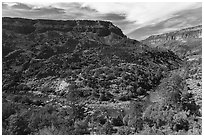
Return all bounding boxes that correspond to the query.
[141,25,202,60]
[142,25,201,45]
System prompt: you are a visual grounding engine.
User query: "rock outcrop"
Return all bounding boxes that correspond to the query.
[141,25,202,60]
[3,17,126,37]
[142,25,201,46]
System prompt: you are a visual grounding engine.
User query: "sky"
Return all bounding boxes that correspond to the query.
[2,1,202,40]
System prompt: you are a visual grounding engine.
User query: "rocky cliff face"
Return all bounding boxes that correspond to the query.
[141,25,202,60]
[3,17,126,37]
[142,25,201,46]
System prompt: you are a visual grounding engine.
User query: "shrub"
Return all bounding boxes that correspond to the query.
[28,105,59,131]
[111,116,124,126]
[97,28,111,37]
[35,125,64,135]
[7,113,31,135]
[187,117,202,135]
[98,91,113,101]
[181,93,200,116]
[172,111,189,131]
[12,95,23,102]
[116,126,134,135]
[40,84,55,93]
[97,121,114,135]
[118,95,131,101]
[2,102,17,122]
[68,103,86,121]
[143,103,177,129]
[16,84,31,91]
[32,99,44,106]
[19,96,32,105]
[124,101,145,132]
[73,118,90,135]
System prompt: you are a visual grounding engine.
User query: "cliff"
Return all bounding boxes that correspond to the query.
[2,17,126,37]
[142,25,201,45]
[141,25,202,60]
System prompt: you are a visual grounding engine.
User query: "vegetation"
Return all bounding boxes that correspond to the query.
[2,17,202,135]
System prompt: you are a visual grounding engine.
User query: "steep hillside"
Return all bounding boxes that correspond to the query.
[141,25,202,60]
[2,17,201,135]
[3,17,182,92]
[142,25,202,127]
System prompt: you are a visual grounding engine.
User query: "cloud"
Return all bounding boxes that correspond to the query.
[2,3,9,9]
[2,2,202,40]
[2,2,66,19]
[33,7,65,15]
[81,2,201,27]
[12,3,32,10]
[128,7,202,40]
[99,13,126,21]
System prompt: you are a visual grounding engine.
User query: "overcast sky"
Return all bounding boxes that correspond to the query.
[2,2,202,40]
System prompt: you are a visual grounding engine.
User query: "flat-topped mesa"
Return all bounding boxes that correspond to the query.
[2,17,126,38]
[142,25,202,46]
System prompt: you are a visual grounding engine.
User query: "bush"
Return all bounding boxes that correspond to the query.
[97,28,111,37]
[124,101,145,132]
[7,113,31,135]
[116,126,134,135]
[35,125,64,135]
[2,102,17,122]
[16,84,31,91]
[187,117,202,135]
[111,116,124,126]
[12,95,23,102]
[28,105,59,131]
[19,96,32,105]
[181,93,200,116]
[118,95,131,101]
[138,124,174,135]
[97,121,114,135]
[172,111,189,131]
[40,84,55,93]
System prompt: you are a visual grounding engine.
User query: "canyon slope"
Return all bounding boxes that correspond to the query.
[141,25,202,60]
[3,17,182,93]
[2,17,201,135]
[142,25,202,117]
